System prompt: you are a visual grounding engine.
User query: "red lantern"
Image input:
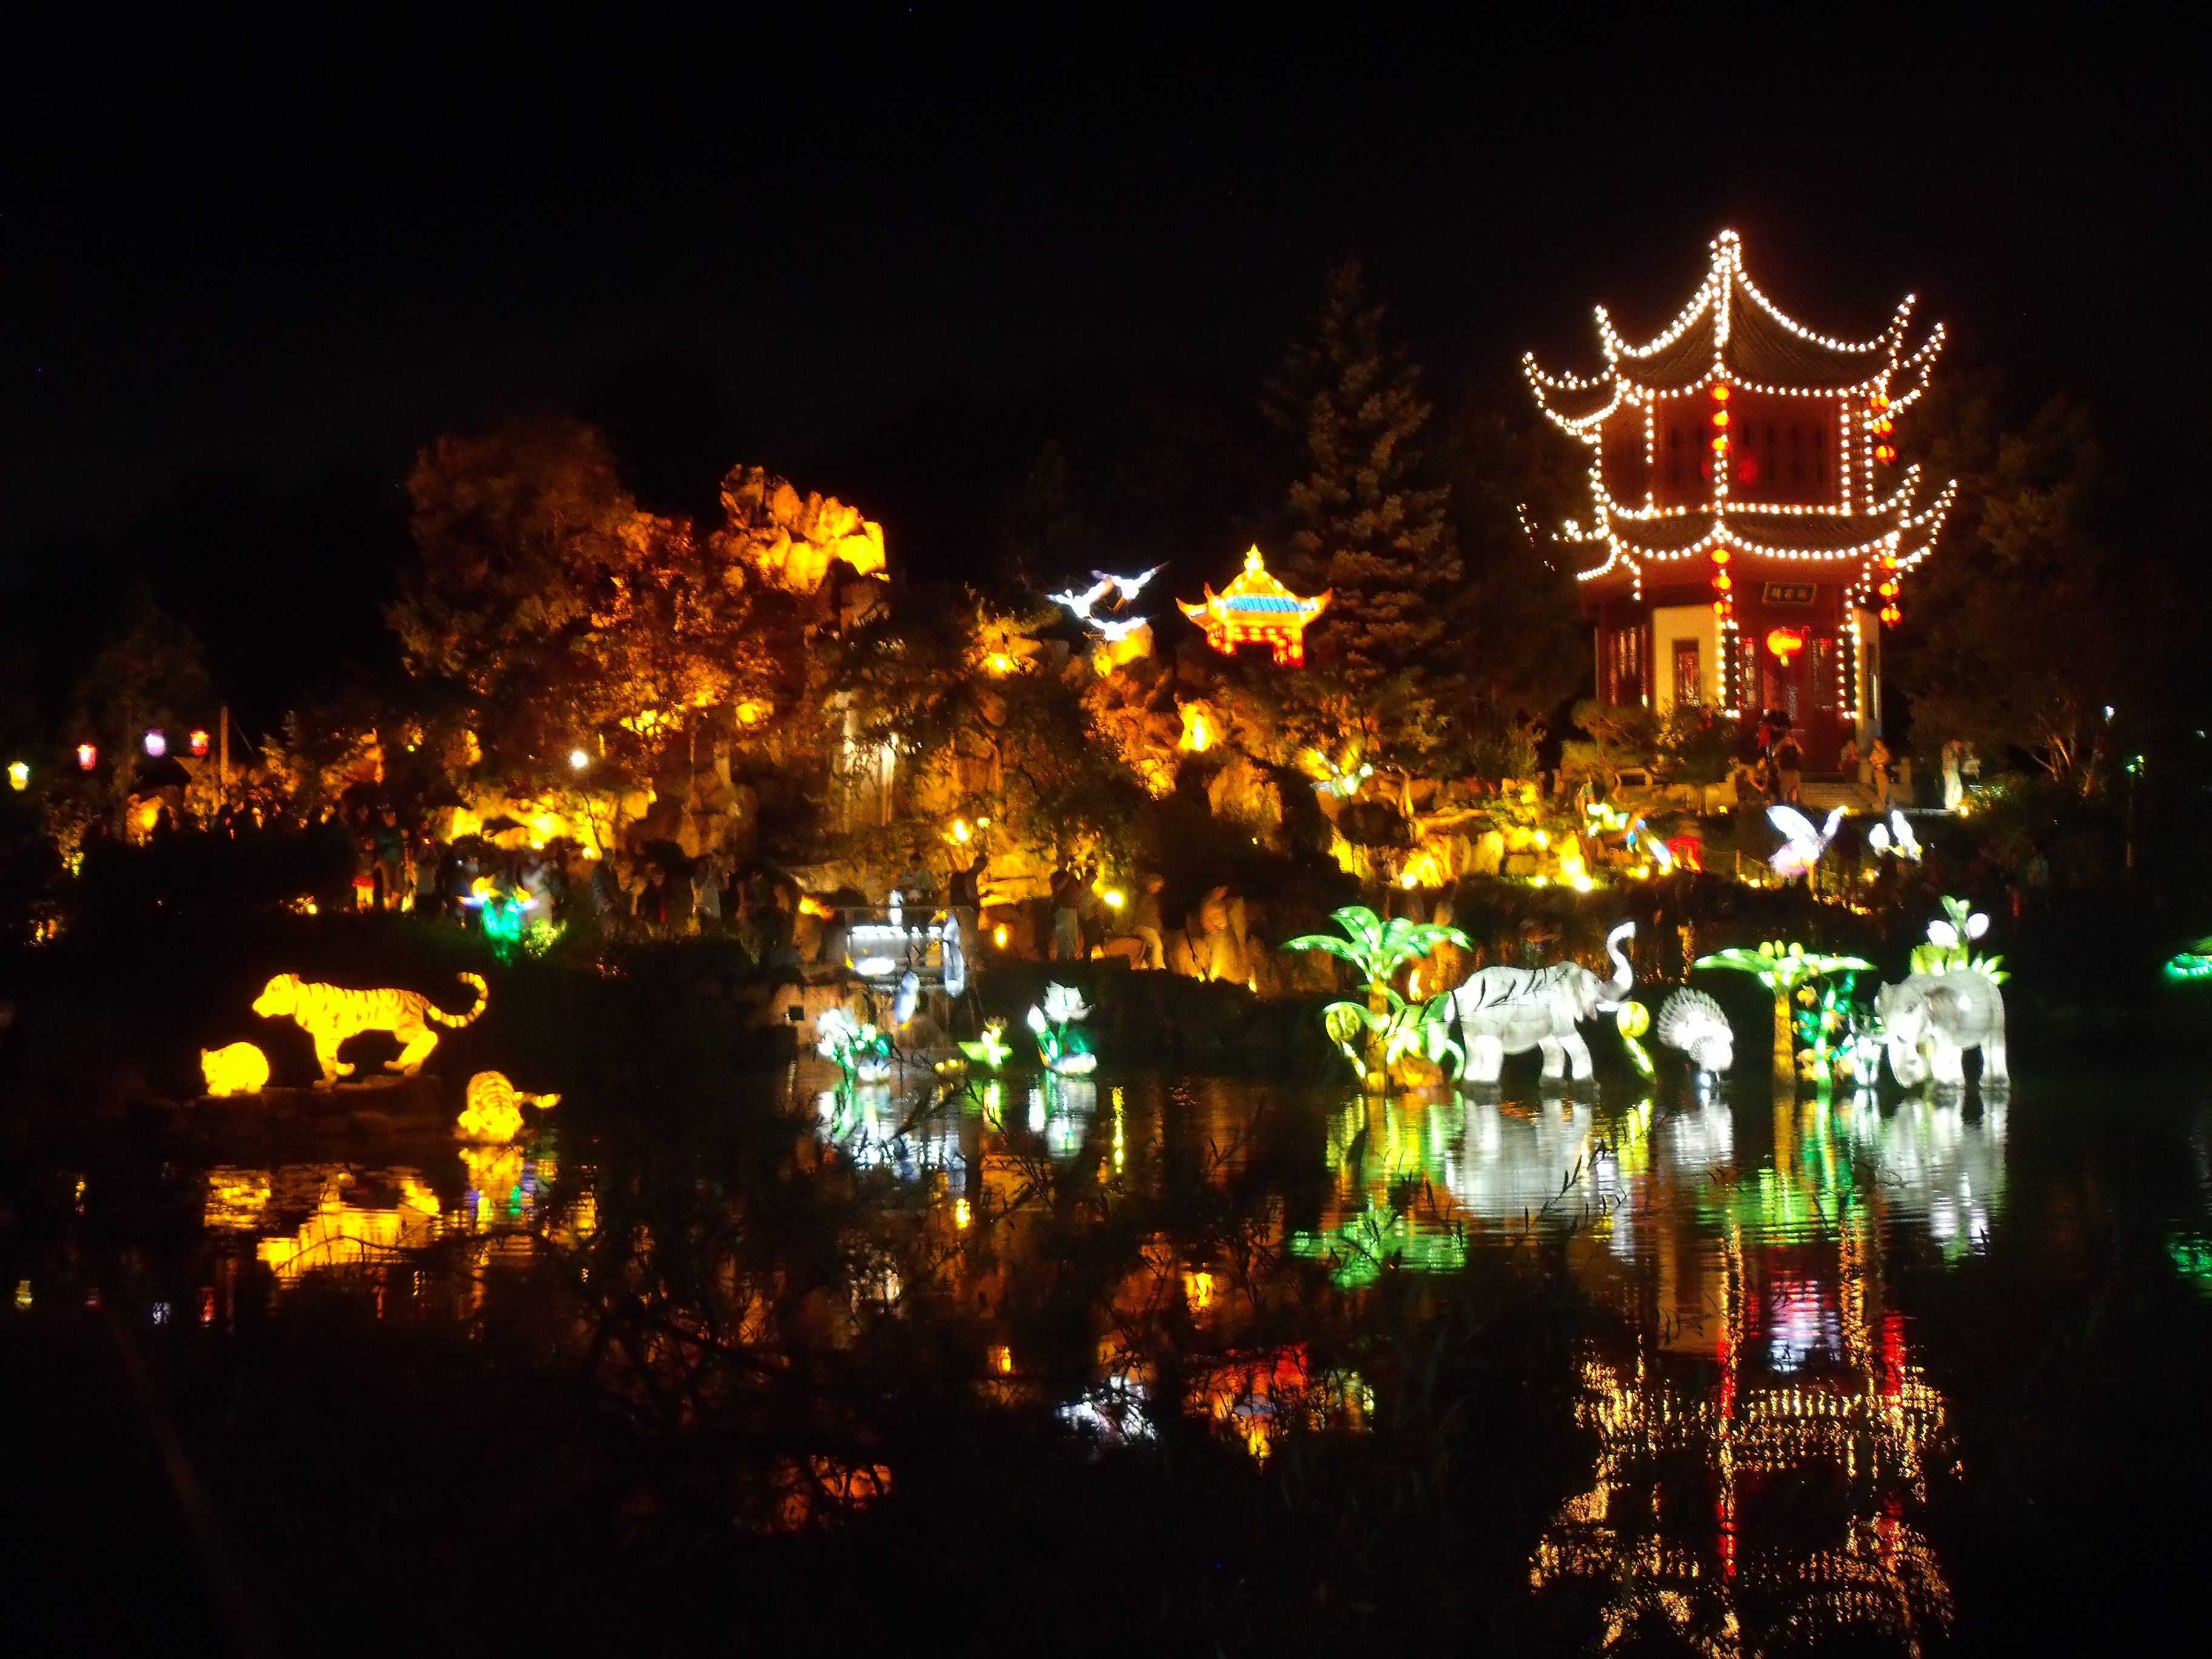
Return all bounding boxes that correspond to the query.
[76,743,97,771]
[189,729,210,758]
[1766,627,1806,663]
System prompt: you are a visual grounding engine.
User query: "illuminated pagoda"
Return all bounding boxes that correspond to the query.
[1178,545,1331,666]
[1527,230,1952,766]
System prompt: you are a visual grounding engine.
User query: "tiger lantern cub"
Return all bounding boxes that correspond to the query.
[199,1041,272,1098]
[456,1070,561,1144]
[252,971,489,1085]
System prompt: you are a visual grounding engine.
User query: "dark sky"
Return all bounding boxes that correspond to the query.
[2,8,2203,574]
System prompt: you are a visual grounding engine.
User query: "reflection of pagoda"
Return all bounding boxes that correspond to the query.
[1525,1094,1984,1656]
[1293,1084,1991,1654]
[1526,230,1952,766]
[1178,545,1331,666]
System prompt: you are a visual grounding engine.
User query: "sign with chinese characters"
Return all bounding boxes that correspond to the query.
[1762,582,1817,606]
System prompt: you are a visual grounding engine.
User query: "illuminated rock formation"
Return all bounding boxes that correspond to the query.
[713,465,886,592]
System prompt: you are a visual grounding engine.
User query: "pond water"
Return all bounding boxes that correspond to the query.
[7,1053,2211,1654]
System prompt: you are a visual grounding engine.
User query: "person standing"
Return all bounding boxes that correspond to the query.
[1775,732,1803,805]
[948,845,987,956]
[1869,737,1894,812]
[591,856,626,936]
[1130,873,1165,970]
[374,808,405,911]
[697,856,723,936]
[1050,866,1082,963]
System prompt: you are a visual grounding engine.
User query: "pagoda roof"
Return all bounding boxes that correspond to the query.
[1572,468,1957,606]
[1527,231,1943,423]
[1178,545,1330,626]
[1178,545,1330,665]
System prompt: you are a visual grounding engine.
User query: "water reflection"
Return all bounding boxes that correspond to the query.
[203,1134,579,1294]
[1279,1074,2004,1652]
[153,1059,2020,1652]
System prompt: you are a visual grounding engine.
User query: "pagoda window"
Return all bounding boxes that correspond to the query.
[1673,639,1702,708]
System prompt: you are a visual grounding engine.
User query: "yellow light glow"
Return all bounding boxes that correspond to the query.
[1184,1269,1216,1312]
[1102,890,1124,909]
[199,1042,271,1098]
[1178,546,1331,666]
[734,699,773,726]
[568,748,591,771]
[990,1344,1014,1375]
[1179,705,1215,752]
[985,652,1016,676]
[203,1167,272,1232]
[456,1071,560,1144]
[252,971,488,1085]
[6,762,25,791]
[993,925,1010,948]
[951,819,971,843]
[953,1198,972,1230]
[256,1173,443,1286]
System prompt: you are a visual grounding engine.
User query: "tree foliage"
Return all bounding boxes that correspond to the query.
[1267,259,1459,685]
[1896,390,2179,794]
[386,417,794,797]
[833,587,1149,868]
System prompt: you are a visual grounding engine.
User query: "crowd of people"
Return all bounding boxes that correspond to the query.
[327,802,809,960]
[1726,714,1899,811]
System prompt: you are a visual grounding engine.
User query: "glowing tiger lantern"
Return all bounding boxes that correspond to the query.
[251,971,489,1085]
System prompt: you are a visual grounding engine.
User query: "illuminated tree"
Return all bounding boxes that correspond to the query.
[387,418,794,800]
[833,587,1149,870]
[1286,905,1470,1091]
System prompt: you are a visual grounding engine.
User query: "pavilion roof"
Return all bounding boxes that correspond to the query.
[1178,546,1330,626]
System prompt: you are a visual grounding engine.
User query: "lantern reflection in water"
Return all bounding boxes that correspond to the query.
[252,1171,443,1287]
[1518,1090,1991,1654]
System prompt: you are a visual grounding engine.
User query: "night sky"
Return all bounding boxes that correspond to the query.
[2,9,2202,722]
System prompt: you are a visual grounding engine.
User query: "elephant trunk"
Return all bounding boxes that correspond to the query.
[1595,922,1637,1010]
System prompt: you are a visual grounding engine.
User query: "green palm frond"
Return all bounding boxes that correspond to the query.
[1290,907,1469,990]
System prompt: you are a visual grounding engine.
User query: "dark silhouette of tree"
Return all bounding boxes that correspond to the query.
[1266,259,1459,685]
[1896,389,2173,796]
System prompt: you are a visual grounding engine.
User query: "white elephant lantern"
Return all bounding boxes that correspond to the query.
[1446,922,1635,1086]
[1875,972,2008,1092]
[1655,988,1734,1075]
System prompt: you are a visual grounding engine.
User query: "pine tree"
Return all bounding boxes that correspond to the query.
[1267,259,1459,683]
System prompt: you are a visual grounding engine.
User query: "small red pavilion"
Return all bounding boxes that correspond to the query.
[1178,545,1331,666]
[1526,230,1952,767]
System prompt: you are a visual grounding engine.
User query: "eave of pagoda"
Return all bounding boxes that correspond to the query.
[1524,230,1943,424]
[1571,471,1956,609]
